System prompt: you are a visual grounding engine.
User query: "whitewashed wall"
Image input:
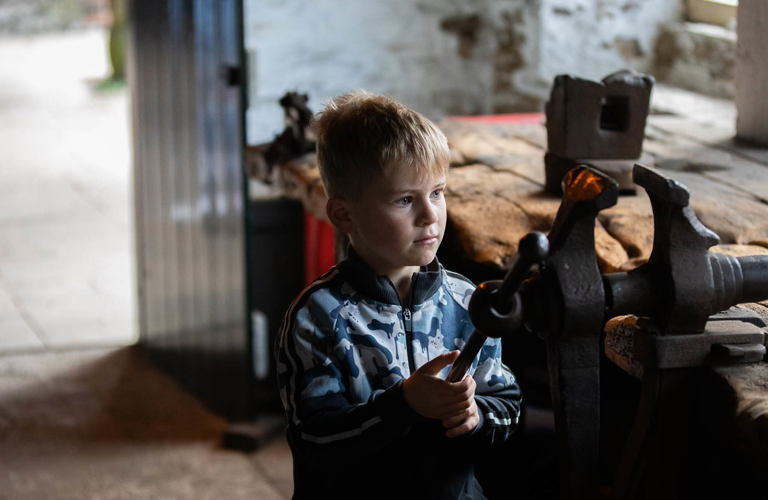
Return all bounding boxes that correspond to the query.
[243,0,681,145]
[538,0,682,84]
[243,0,532,143]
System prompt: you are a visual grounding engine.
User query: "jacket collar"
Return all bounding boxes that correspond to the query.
[337,248,443,306]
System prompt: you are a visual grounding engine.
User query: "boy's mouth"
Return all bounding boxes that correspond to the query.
[414,235,439,245]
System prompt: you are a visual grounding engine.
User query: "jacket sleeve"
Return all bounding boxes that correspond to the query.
[467,336,523,445]
[277,299,424,461]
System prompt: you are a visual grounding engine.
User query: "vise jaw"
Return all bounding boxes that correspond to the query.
[603,164,768,335]
[601,164,767,373]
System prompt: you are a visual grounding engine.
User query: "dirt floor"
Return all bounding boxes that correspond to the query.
[0,346,292,499]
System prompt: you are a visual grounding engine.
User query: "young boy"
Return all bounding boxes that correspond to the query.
[276,91,522,499]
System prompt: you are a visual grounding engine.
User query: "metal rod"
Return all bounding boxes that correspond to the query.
[446,330,487,382]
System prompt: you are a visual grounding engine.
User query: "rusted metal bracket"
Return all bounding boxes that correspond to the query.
[544,70,655,195]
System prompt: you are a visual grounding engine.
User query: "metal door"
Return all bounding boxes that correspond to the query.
[129,0,252,418]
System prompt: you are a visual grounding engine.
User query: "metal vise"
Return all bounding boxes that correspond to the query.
[461,163,768,499]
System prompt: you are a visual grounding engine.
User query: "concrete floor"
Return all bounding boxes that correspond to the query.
[0,29,292,499]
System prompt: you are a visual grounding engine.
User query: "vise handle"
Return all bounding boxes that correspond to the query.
[446,232,548,382]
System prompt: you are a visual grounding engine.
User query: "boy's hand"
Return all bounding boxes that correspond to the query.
[441,374,479,438]
[402,350,479,438]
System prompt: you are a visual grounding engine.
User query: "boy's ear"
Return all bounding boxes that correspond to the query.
[326,197,354,233]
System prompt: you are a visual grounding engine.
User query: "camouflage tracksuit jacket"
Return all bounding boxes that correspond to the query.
[276,251,522,499]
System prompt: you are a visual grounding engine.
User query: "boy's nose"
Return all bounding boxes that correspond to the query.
[416,198,438,226]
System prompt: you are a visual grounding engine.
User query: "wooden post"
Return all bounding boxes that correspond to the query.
[736,0,768,145]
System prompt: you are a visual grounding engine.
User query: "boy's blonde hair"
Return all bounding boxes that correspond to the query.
[314,90,450,200]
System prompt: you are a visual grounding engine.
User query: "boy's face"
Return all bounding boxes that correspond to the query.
[339,163,447,284]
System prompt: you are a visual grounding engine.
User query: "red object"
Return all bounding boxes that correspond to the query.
[447,112,545,125]
[304,211,336,285]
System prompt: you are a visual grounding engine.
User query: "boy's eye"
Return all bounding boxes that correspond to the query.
[396,196,412,206]
[430,189,443,199]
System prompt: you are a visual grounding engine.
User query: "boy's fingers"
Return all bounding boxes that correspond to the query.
[445,421,473,438]
[449,374,475,391]
[442,411,469,429]
[443,398,472,414]
[416,350,460,376]
[444,374,475,401]
[444,413,479,438]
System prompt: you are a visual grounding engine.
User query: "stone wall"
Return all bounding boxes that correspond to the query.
[654,22,736,99]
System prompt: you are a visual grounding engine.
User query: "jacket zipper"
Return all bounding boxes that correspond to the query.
[403,307,416,374]
[387,275,417,374]
[402,277,417,375]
